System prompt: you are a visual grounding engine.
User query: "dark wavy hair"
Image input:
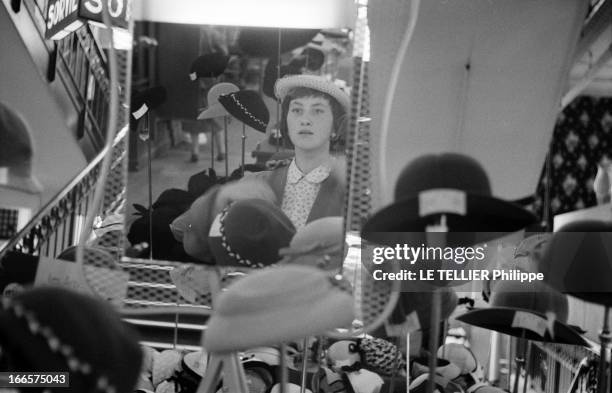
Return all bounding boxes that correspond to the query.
[279,86,348,153]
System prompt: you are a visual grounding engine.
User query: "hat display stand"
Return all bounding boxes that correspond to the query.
[195,267,250,393]
[131,86,168,259]
[199,266,355,393]
[241,123,247,177]
[223,115,229,177]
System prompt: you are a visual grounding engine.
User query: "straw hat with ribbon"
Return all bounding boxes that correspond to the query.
[275,74,351,112]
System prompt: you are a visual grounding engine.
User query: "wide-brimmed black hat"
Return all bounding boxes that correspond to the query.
[537,219,612,306]
[189,52,229,80]
[361,153,536,247]
[455,280,589,346]
[0,287,143,393]
[218,90,269,133]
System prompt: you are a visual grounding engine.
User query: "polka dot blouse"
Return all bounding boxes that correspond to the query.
[281,159,332,229]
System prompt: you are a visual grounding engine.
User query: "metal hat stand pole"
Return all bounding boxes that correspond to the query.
[196,268,249,393]
[224,116,229,178]
[241,123,246,177]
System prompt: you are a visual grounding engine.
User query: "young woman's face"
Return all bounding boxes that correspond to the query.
[286,95,334,153]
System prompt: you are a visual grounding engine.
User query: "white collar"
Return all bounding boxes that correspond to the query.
[287,159,332,185]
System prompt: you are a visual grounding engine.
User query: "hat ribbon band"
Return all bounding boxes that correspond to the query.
[418,188,467,217]
[229,94,267,129]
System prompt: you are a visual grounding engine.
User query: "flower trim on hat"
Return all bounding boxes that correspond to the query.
[229,93,267,130]
[1,297,117,393]
[218,204,265,268]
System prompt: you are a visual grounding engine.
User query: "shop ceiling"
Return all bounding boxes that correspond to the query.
[567,0,612,101]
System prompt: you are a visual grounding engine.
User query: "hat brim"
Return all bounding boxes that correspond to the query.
[361,194,536,246]
[218,94,268,133]
[197,103,227,120]
[455,307,590,347]
[203,291,354,352]
[274,75,350,112]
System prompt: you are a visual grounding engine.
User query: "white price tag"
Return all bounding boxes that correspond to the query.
[132,103,148,120]
[34,256,91,293]
[511,311,547,337]
[419,189,466,217]
[0,167,8,185]
[405,310,421,333]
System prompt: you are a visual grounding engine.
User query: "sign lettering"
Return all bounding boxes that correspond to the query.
[46,0,128,40]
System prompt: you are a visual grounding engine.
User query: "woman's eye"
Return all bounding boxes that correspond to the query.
[290,108,302,114]
[315,109,325,115]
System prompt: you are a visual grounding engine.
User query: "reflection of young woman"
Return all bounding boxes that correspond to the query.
[267,74,349,227]
[172,75,349,261]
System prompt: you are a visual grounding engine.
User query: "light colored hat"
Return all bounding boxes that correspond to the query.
[279,216,346,269]
[437,343,484,382]
[270,383,313,393]
[0,102,43,194]
[203,265,354,352]
[274,75,350,112]
[197,82,239,120]
[241,347,281,367]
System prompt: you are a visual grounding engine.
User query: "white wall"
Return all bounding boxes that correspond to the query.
[0,3,87,209]
[368,0,588,208]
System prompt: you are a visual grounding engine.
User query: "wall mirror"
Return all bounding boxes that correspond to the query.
[123,20,360,264]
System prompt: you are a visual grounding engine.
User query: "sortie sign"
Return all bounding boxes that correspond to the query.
[45,0,128,40]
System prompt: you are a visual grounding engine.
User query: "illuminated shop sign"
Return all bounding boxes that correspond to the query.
[45,0,129,40]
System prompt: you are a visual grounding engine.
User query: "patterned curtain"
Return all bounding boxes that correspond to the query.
[534,96,612,227]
